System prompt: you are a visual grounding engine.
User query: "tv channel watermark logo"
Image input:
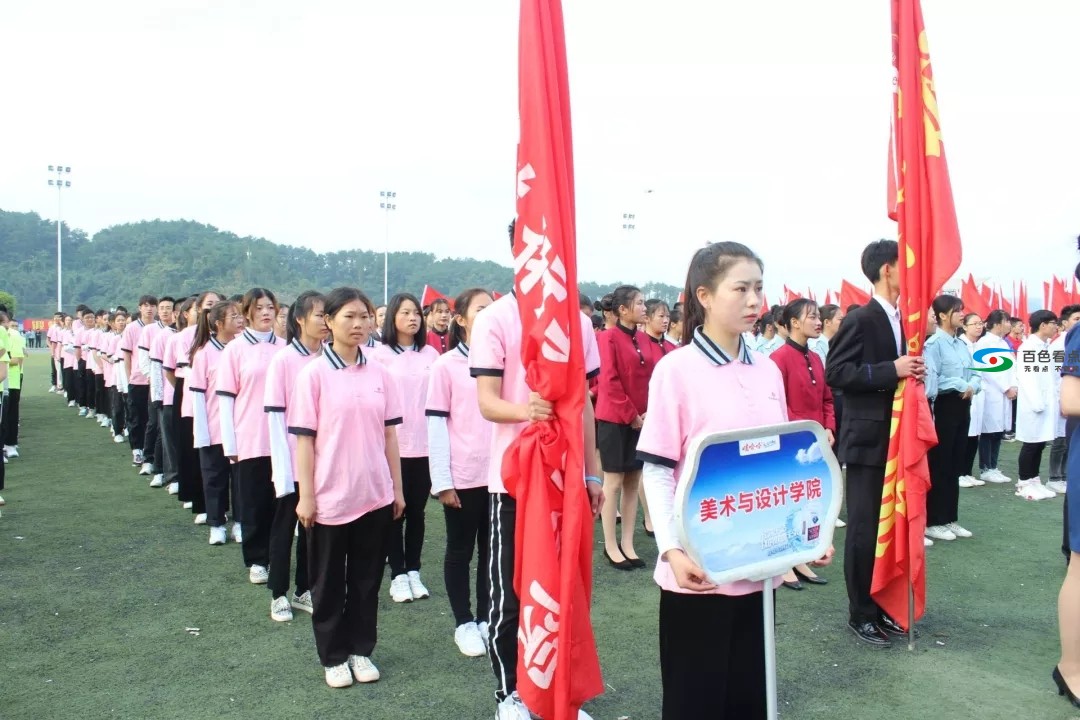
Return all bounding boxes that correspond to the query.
[970,348,1014,373]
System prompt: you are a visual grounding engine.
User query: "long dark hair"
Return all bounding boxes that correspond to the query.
[984,308,1009,334]
[611,285,642,327]
[931,294,963,326]
[781,298,818,330]
[175,296,197,332]
[287,290,325,343]
[449,288,492,350]
[681,242,764,346]
[382,293,427,349]
[189,301,238,365]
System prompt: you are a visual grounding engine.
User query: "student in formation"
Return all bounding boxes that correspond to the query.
[273,303,289,340]
[469,220,603,720]
[122,296,156,469]
[426,298,453,354]
[639,298,676,538]
[1015,310,1062,500]
[756,311,782,356]
[975,310,1017,485]
[2,315,25,459]
[48,311,63,392]
[190,300,244,545]
[371,292,441,603]
[290,287,405,689]
[154,297,186,493]
[108,311,129,444]
[666,307,684,345]
[813,304,843,363]
[95,314,116,437]
[638,242,805,719]
[374,305,386,342]
[1049,305,1080,495]
[217,288,284,583]
[80,308,100,419]
[138,296,175,479]
[0,314,6,496]
[424,287,494,657]
[955,313,988,489]
[61,313,78,407]
[264,291,326,623]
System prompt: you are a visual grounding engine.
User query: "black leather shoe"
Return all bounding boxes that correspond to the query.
[1053,667,1080,708]
[642,518,655,538]
[618,545,647,569]
[605,551,633,571]
[848,620,892,647]
[878,614,919,638]
[794,568,828,585]
[782,579,804,591]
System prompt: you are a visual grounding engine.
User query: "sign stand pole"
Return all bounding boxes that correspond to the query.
[763,579,778,720]
[907,577,916,651]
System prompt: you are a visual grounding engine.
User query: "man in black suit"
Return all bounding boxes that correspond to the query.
[826,240,925,647]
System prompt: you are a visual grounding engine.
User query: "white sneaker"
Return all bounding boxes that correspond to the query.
[140,462,153,476]
[324,662,354,688]
[407,570,430,599]
[3,446,17,459]
[249,564,269,584]
[0,495,6,505]
[194,513,207,525]
[924,536,934,547]
[133,450,144,466]
[496,694,531,720]
[123,428,129,437]
[390,574,414,603]
[149,474,164,488]
[348,655,380,683]
[1049,480,1069,495]
[167,482,180,495]
[925,525,957,541]
[968,475,986,486]
[78,407,87,416]
[182,501,193,509]
[209,526,227,545]
[835,518,847,528]
[231,523,243,543]
[1015,479,1044,500]
[981,469,1009,484]
[455,622,487,657]
[944,522,972,538]
[1036,480,1058,499]
[68,400,76,407]
[99,417,109,427]
[958,476,976,488]
[291,590,313,614]
[478,620,490,648]
[270,595,293,622]
[48,386,56,393]
[87,411,98,420]
[114,434,125,444]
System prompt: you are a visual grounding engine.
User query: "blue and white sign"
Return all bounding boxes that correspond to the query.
[673,421,843,585]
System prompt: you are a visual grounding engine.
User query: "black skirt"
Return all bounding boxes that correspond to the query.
[597,420,643,473]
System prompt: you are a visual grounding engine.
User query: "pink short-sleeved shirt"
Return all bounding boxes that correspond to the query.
[139,321,163,362]
[73,325,87,365]
[86,328,101,374]
[369,343,441,458]
[425,343,493,490]
[468,293,602,494]
[287,344,403,526]
[189,337,226,446]
[162,327,194,410]
[102,333,117,387]
[49,326,61,359]
[265,339,322,457]
[216,329,285,461]
[120,319,149,385]
[637,329,789,596]
[61,328,76,368]
[152,326,177,405]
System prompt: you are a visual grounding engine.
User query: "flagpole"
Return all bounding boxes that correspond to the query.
[763,579,778,720]
[907,576,916,651]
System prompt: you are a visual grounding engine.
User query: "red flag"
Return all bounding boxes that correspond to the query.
[493,290,505,300]
[501,0,603,716]
[874,0,962,630]
[420,284,453,310]
[980,283,992,305]
[1044,281,1052,313]
[783,285,801,304]
[824,290,834,306]
[960,276,988,319]
[677,291,686,305]
[840,279,871,309]
[1018,282,1029,320]
[1001,286,1013,317]
[759,291,770,318]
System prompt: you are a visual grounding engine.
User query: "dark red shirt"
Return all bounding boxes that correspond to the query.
[427,329,450,354]
[595,323,656,425]
[770,339,836,431]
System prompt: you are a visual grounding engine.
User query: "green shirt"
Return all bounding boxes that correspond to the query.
[7,327,25,390]
[0,327,9,392]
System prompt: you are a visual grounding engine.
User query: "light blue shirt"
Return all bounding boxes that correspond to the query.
[924,327,980,399]
[759,334,784,357]
[811,336,829,364]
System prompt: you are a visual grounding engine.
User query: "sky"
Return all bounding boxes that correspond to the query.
[1,0,1078,299]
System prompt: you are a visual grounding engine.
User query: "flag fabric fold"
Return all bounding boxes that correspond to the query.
[840,279,872,310]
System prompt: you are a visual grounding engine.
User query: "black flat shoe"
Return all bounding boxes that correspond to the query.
[794,568,828,585]
[878,614,919,638]
[605,551,633,571]
[1053,667,1080,708]
[782,579,804,591]
[643,518,655,538]
[848,620,892,647]
[618,544,647,569]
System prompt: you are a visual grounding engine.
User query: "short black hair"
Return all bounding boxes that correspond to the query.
[579,293,593,312]
[860,239,899,283]
[1029,309,1057,334]
[846,304,862,314]
[138,295,158,306]
[158,296,176,306]
[1059,304,1080,321]
[115,305,129,314]
[508,219,516,249]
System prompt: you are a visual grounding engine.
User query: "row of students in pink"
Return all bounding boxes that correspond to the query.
[289,287,406,688]
[120,297,155,467]
[150,297,179,491]
[139,297,176,483]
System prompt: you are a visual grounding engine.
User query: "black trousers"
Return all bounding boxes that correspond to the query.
[386,456,431,577]
[177,415,204,512]
[308,505,393,667]
[962,435,979,478]
[0,396,4,491]
[1051,436,1069,483]
[269,492,310,599]
[978,431,1003,472]
[75,361,87,407]
[143,397,161,469]
[63,367,76,403]
[111,388,127,437]
[488,492,519,702]
[127,384,150,453]
[927,393,970,527]
[844,463,886,624]
[160,401,181,489]
[659,590,767,720]
[51,356,58,387]
[2,389,19,446]
[443,486,490,627]
[199,444,236,528]
[236,456,275,568]
[95,375,107,416]
[83,368,97,413]
[1019,441,1048,481]
[832,392,844,452]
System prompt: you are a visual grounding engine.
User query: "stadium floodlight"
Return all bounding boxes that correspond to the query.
[48,164,73,311]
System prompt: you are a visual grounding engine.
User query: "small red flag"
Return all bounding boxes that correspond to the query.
[783,285,801,304]
[420,284,453,310]
[840,280,871,310]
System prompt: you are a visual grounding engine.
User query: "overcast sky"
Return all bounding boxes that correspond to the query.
[2,0,1077,300]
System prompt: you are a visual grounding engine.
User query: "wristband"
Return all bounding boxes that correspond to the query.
[585,475,602,486]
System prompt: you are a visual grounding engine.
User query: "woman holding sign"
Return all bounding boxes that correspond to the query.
[639,242,830,719]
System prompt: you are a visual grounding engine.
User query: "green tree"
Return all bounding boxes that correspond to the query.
[0,290,16,315]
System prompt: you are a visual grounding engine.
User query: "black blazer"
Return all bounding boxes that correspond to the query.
[825,299,902,467]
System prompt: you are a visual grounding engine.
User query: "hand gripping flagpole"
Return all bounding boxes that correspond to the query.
[763,579,778,720]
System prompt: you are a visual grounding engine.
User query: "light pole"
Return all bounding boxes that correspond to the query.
[48,165,72,312]
[379,190,397,304]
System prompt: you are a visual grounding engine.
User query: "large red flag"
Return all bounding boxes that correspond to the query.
[1018,282,1030,320]
[783,285,801,304]
[840,279,872,309]
[420,284,454,310]
[501,0,603,716]
[874,0,963,630]
[960,276,989,319]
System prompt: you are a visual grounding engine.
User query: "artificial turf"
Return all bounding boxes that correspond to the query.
[1,352,1077,719]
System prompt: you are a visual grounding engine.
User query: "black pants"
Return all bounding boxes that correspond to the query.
[844,463,885,624]
[308,505,393,667]
[143,397,161,469]
[1051,436,1069,483]
[63,367,76,403]
[160,402,181,489]
[387,456,431,577]
[111,388,127,437]
[236,456,275,568]
[488,493,519,702]
[269,491,310,600]
[659,590,766,720]
[83,368,97,413]
[444,486,490,627]
[978,431,1003,472]
[51,356,58,387]
[127,384,150,453]
[961,435,979,478]
[0,396,4,491]
[1019,441,1048,481]
[75,361,87,407]
[2,389,20,446]
[177,414,204,512]
[927,393,970,527]
[832,392,844,453]
[1010,399,1018,435]
[199,444,236,528]
[95,375,107,416]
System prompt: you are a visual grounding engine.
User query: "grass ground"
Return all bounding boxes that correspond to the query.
[1,352,1078,720]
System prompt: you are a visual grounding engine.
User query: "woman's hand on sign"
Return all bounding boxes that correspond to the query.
[810,544,835,568]
[665,549,716,592]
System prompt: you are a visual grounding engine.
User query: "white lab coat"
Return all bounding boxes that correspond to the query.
[962,336,984,436]
[976,332,1015,434]
[1052,333,1067,438]
[1015,335,1056,443]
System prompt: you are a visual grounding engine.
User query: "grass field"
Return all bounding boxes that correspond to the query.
[2,352,1078,720]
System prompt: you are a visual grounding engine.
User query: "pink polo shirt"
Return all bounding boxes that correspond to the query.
[163,327,195,411]
[189,337,226,447]
[85,328,101,374]
[73,325,86,364]
[216,329,284,461]
[369,342,441,458]
[425,343,493,490]
[265,339,322,455]
[49,326,61,359]
[637,328,789,596]
[121,319,149,385]
[288,344,403,526]
[102,333,117,387]
[152,325,177,405]
[468,293,602,494]
[61,328,76,369]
